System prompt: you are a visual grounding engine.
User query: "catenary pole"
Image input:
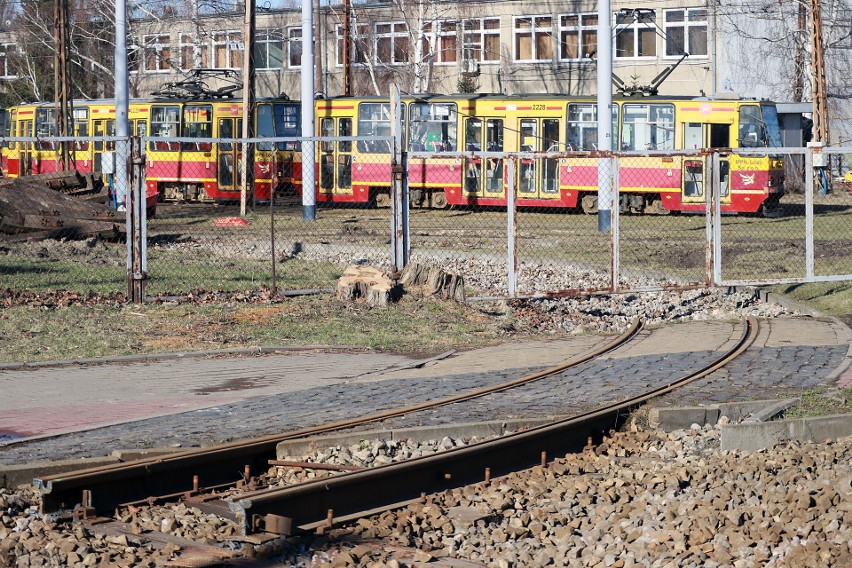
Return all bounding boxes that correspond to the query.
[596,0,613,232]
[301,0,316,220]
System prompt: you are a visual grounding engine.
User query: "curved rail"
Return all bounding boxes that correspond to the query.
[231,318,759,536]
[37,320,643,514]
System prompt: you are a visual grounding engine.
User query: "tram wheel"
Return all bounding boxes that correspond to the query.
[581,195,598,215]
[375,193,391,208]
[432,191,448,209]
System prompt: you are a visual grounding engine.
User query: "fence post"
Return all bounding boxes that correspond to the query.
[704,152,714,287]
[711,151,722,285]
[128,136,147,303]
[610,156,619,293]
[805,147,815,279]
[389,84,409,275]
[507,156,517,297]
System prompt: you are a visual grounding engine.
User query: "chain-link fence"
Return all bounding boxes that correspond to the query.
[2,136,851,299]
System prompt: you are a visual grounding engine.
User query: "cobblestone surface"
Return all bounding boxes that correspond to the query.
[1,319,847,466]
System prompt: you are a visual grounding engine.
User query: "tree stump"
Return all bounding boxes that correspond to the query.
[400,263,466,303]
[337,265,399,307]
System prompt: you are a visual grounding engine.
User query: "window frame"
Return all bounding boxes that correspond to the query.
[374,21,409,65]
[179,33,209,71]
[254,28,284,70]
[212,30,243,70]
[513,15,554,63]
[143,34,172,73]
[614,10,658,60]
[663,8,708,58]
[288,27,302,68]
[463,17,501,64]
[558,13,598,62]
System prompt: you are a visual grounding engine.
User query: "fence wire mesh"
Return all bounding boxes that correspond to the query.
[143,137,392,296]
[2,136,851,298]
[0,136,129,294]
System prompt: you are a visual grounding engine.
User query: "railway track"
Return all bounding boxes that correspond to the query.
[36,319,645,516]
[28,317,760,566]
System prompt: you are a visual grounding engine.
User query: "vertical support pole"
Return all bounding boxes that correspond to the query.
[596,0,613,232]
[507,156,517,297]
[115,0,129,210]
[389,85,408,274]
[705,152,714,287]
[128,137,146,302]
[270,179,277,294]
[240,0,256,218]
[610,156,619,293]
[712,152,722,285]
[805,148,815,279]
[342,0,351,95]
[301,0,316,221]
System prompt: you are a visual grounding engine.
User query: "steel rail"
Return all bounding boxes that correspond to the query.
[230,317,759,537]
[36,320,643,515]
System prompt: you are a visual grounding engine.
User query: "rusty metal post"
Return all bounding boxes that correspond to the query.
[128,137,147,303]
[507,155,517,297]
[389,84,409,275]
[705,151,714,287]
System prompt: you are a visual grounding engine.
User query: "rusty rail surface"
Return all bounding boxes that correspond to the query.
[230,317,759,537]
[35,320,643,515]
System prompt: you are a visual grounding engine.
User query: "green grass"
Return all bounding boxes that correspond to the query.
[0,294,508,364]
[766,281,852,321]
[783,387,852,419]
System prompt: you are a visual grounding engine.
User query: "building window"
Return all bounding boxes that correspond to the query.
[559,14,597,61]
[288,28,302,67]
[422,20,457,64]
[375,22,409,65]
[514,16,553,62]
[0,43,16,78]
[180,34,208,70]
[664,8,707,57]
[336,24,372,66]
[255,29,284,69]
[143,34,171,72]
[615,10,657,59]
[212,31,243,69]
[464,18,500,63]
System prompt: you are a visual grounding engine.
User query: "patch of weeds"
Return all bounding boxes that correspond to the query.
[783,386,852,419]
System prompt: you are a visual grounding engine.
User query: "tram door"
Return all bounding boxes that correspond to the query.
[19,118,33,176]
[682,122,731,205]
[217,117,242,192]
[463,118,504,198]
[517,118,560,200]
[93,119,115,177]
[319,117,353,196]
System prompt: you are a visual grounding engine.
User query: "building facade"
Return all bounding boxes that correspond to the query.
[123,1,718,101]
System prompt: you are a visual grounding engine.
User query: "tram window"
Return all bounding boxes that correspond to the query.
[182,105,213,151]
[543,119,560,151]
[339,118,352,153]
[465,118,481,151]
[520,119,537,151]
[409,102,457,152]
[35,108,56,149]
[487,119,503,150]
[567,103,617,150]
[321,118,334,152]
[0,110,8,148]
[256,104,275,151]
[760,105,783,148]
[274,104,300,150]
[738,105,766,148]
[621,103,674,151]
[358,103,391,153]
[150,105,180,151]
[74,108,89,150]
